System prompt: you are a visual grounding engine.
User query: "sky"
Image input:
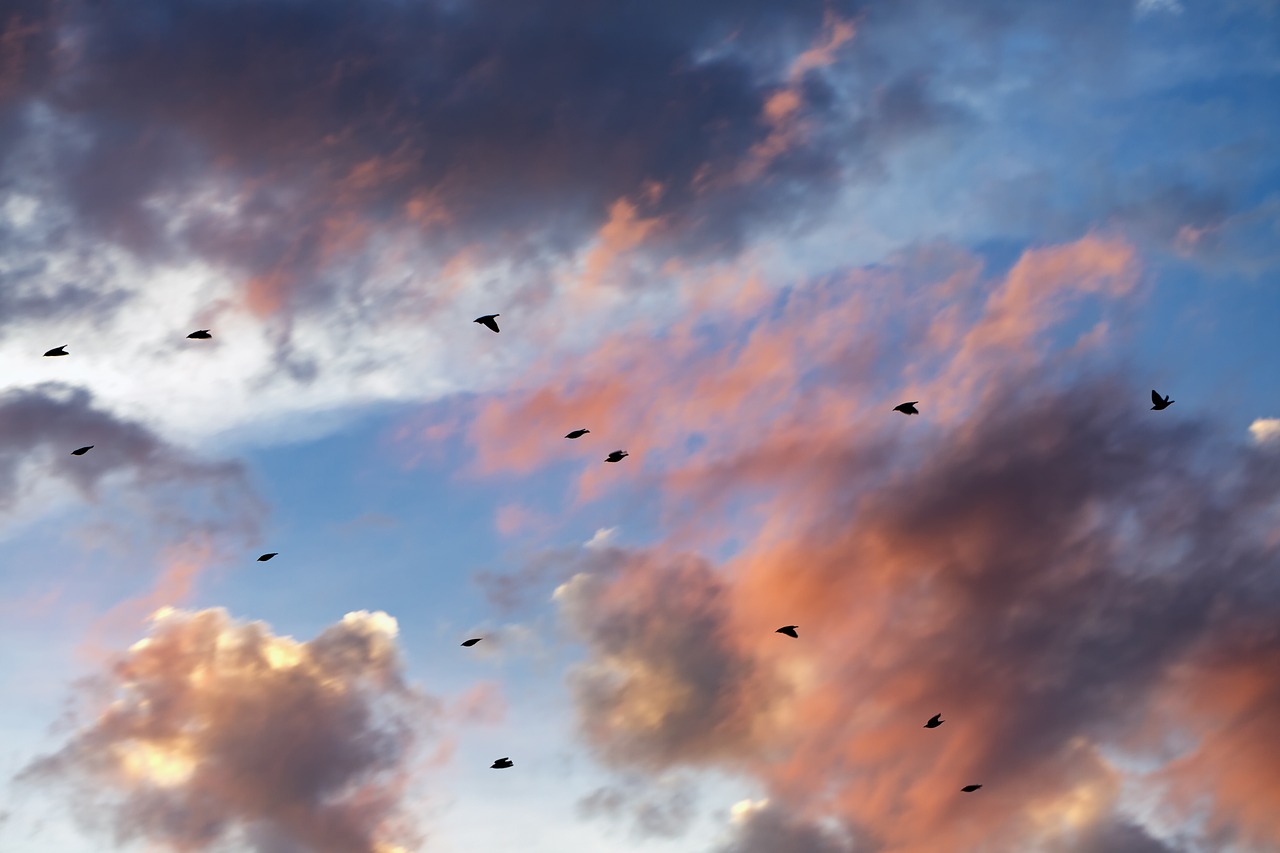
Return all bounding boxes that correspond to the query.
[0,0,1278,851]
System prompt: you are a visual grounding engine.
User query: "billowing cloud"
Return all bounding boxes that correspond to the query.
[445,235,1280,850]
[556,550,782,770]
[19,607,436,853]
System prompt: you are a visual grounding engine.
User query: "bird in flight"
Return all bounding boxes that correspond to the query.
[474,314,501,333]
[565,429,590,439]
[491,757,513,769]
[893,401,919,415]
[187,329,212,339]
[461,638,483,647]
[924,713,944,728]
[776,625,799,638]
[257,552,278,562]
[1151,390,1174,410]
[71,446,94,456]
[961,785,982,793]
[44,346,68,357]
[605,450,629,463]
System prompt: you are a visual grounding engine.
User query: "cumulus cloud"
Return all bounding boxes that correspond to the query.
[445,236,1280,851]
[19,607,436,853]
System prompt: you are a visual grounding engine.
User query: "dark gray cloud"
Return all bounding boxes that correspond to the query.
[0,383,262,546]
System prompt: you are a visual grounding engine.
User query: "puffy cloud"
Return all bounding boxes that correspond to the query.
[556,551,781,770]
[444,236,1280,850]
[1248,418,1280,444]
[19,607,437,853]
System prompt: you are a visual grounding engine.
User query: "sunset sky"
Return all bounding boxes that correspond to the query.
[1,0,1278,851]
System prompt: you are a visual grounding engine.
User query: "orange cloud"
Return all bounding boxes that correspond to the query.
[436,234,1277,850]
[22,607,440,853]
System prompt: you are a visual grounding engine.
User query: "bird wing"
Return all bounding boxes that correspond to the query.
[1151,389,1162,405]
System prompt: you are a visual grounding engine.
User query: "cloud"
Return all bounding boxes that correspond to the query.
[1248,418,1280,444]
[441,235,1280,850]
[19,607,437,853]
[556,550,781,770]
[713,803,859,853]
[577,775,699,840]
[0,382,261,545]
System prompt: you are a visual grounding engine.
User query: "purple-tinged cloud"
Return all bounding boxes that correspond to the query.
[19,607,435,853]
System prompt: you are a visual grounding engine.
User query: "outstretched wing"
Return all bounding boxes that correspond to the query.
[1151,389,1162,405]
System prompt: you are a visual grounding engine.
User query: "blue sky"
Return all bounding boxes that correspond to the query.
[1,0,1278,851]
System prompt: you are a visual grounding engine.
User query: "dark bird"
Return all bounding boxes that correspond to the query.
[776,625,799,638]
[187,329,212,339]
[924,713,944,728]
[491,757,513,769]
[44,346,68,357]
[71,446,94,456]
[565,429,590,439]
[893,401,920,415]
[961,785,983,793]
[605,450,629,463]
[474,314,500,333]
[257,552,278,562]
[461,638,482,647]
[1151,390,1174,410]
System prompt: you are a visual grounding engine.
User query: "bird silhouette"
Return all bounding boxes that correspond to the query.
[893,401,919,415]
[474,314,500,333]
[71,446,94,456]
[605,450,629,463]
[461,638,482,647]
[961,785,982,793]
[491,757,513,769]
[565,429,590,439]
[1151,390,1174,410]
[44,346,68,357]
[257,552,278,562]
[187,329,212,339]
[776,625,799,638]
[924,713,944,728]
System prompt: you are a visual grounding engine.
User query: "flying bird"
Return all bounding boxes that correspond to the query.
[893,401,920,415]
[257,552,278,562]
[776,625,799,638]
[565,429,590,439]
[70,446,94,456]
[44,346,68,357]
[187,329,212,339]
[605,450,629,463]
[1151,390,1174,410]
[491,757,513,769]
[924,713,944,728]
[474,314,500,333]
[961,785,983,793]
[461,638,483,647]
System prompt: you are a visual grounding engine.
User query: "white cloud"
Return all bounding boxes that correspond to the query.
[1249,418,1280,445]
[1136,0,1182,16]
[583,527,619,549]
